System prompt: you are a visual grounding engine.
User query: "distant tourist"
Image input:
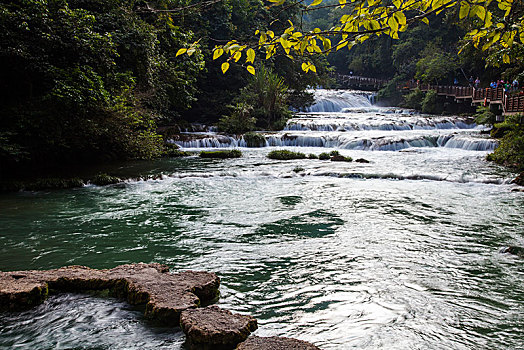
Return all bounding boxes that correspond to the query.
[513,78,519,91]
[490,81,497,88]
[469,76,474,86]
[454,77,459,85]
[475,77,480,88]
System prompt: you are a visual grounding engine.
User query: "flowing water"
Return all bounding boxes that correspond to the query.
[1,90,523,349]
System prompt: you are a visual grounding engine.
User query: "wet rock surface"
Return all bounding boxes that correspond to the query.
[236,336,321,349]
[0,263,219,324]
[501,246,524,258]
[180,305,258,349]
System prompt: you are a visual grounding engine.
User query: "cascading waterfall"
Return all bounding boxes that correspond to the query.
[171,89,496,152]
[305,89,374,112]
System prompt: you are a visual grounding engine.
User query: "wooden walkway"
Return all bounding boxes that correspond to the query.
[401,82,524,118]
[334,73,388,90]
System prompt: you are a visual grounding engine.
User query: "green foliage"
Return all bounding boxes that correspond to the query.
[218,103,256,134]
[293,167,305,173]
[421,90,439,114]
[267,150,306,160]
[487,115,524,170]
[329,150,340,156]
[402,88,425,110]
[237,66,292,130]
[308,153,319,159]
[199,150,242,158]
[0,0,203,177]
[243,132,267,147]
[91,173,121,186]
[318,152,331,160]
[415,42,459,84]
[474,106,496,126]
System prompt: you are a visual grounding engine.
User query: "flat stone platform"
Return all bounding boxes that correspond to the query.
[0,263,219,324]
[0,263,321,349]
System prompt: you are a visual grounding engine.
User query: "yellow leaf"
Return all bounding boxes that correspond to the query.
[309,0,322,6]
[388,16,398,32]
[459,1,469,20]
[213,48,224,60]
[187,48,196,56]
[309,62,317,73]
[421,17,429,25]
[246,48,255,63]
[503,53,510,64]
[247,65,255,75]
[176,48,187,57]
[221,62,230,74]
[339,0,346,8]
[233,51,242,62]
[301,62,309,72]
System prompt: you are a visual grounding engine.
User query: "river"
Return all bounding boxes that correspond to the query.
[1,90,523,349]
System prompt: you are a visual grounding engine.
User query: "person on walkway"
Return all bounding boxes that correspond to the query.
[475,77,480,88]
[513,78,519,91]
[469,76,474,86]
[490,81,497,89]
[454,77,459,85]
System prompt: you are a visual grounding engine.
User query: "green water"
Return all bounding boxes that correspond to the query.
[1,104,524,349]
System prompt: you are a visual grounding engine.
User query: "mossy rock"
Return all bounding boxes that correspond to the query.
[91,173,121,186]
[330,155,352,162]
[318,152,330,160]
[163,143,191,157]
[293,167,305,173]
[355,158,370,163]
[329,150,340,156]
[24,178,84,191]
[307,153,318,159]
[267,150,306,160]
[199,150,242,159]
[243,132,266,148]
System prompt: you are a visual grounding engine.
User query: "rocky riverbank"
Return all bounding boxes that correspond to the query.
[0,263,320,349]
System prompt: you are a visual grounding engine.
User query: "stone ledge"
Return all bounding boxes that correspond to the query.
[0,263,219,325]
[236,336,321,350]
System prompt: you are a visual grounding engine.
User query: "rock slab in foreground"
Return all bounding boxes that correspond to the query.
[236,336,321,350]
[0,263,219,324]
[180,305,258,349]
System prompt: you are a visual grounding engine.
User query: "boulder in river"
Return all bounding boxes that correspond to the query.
[236,336,321,349]
[500,246,524,258]
[511,172,524,186]
[180,305,258,349]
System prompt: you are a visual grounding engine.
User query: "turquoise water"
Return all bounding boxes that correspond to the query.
[1,93,523,349]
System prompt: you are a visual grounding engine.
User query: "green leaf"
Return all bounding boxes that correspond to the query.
[247,65,255,75]
[176,48,187,57]
[221,62,230,74]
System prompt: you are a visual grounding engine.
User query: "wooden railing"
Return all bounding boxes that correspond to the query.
[401,82,523,114]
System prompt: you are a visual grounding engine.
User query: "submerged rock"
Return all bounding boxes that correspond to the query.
[355,158,370,163]
[236,336,321,349]
[330,155,352,162]
[180,305,257,349]
[500,246,524,258]
[0,263,219,325]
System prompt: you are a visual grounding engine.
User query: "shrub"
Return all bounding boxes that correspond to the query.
[308,153,318,159]
[218,103,256,134]
[92,173,121,186]
[318,152,330,160]
[243,132,266,147]
[329,150,340,156]
[267,150,306,160]
[474,106,496,126]
[293,167,305,173]
[421,90,439,114]
[199,150,242,159]
[402,88,424,110]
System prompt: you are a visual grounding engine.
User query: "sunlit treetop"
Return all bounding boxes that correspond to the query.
[175,0,522,74]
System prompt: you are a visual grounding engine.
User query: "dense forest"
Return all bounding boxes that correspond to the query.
[0,0,522,180]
